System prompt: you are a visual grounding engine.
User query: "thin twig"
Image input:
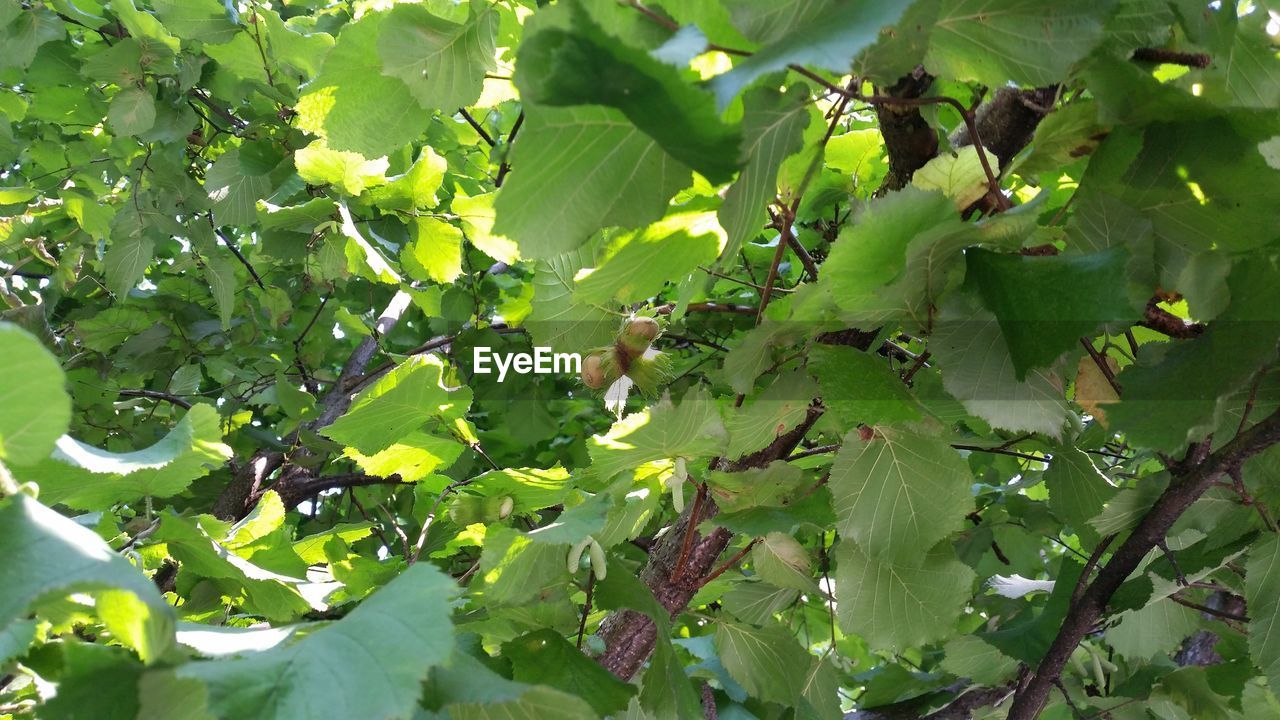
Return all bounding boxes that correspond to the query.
[696,538,760,589]
[1169,593,1250,622]
[576,572,597,650]
[671,484,708,581]
[408,479,472,564]
[785,444,840,462]
[458,108,496,147]
[494,112,524,188]
[756,203,796,323]
[213,226,266,289]
[118,389,194,409]
[1071,534,1116,606]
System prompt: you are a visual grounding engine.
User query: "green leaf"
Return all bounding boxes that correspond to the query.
[107,87,156,136]
[177,564,456,720]
[706,461,807,514]
[587,386,727,482]
[1246,531,1280,694]
[926,0,1114,87]
[517,4,741,183]
[1107,599,1200,660]
[404,216,464,284]
[821,187,962,320]
[493,105,690,259]
[708,2,910,109]
[715,619,813,705]
[199,248,240,330]
[965,246,1138,378]
[105,205,156,297]
[502,629,636,716]
[206,149,272,227]
[344,430,463,484]
[295,141,388,195]
[722,582,799,625]
[751,532,818,592]
[430,648,600,720]
[911,146,989,210]
[152,0,239,44]
[1016,100,1108,178]
[378,0,497,111]
[1044,447,1116,531]
[809,345,921,427]
[526,247,616,354]
[1078,119,1280,260]
[718,85,812,259]
[940,636,1018,685]
[369,147,447,211]
[829,426,973,562]
[12,404,232,510]
[152,513,311,621]
[1197,15,1280,110]
[574,209,724,306]
[724,371,816,459]
[296,11,425,158]
[0,323,70,465]
[0,6,64,70]
[324,354,472,456]
[1105,254,1280,451]
[834,542,975,650]
[930,294,1074,439]
[0,494,175,662]
[258,8,333,77]
[478,527,571,606]
[42,642,143,720]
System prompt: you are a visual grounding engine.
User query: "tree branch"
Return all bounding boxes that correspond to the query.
[270,472,410,509]
[1139,301,1205,339]
[872,68,939,193]
[1006,407,1280,719]
[595,406,824,679]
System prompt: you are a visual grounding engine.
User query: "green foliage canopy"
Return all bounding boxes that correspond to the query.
[2,0,1280,719]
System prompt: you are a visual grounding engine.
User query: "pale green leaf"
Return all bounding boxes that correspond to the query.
[378,1,497,111]
[724,371,817,460]
[1247,534,1280,694]
[834,542,975,650]
[574,209,724,306]
[0,494,175,662]
[493,105,690,259]
[927,0,1114,87]
[829,426,973,562]
[295,11,425,157]
[107,87,156,136]
[708,1,910,108]
[324,354,471,456]
[0,323,70,465]
[587,386,727,482]
[178,564,456,720]
[715,619,813,705]
[11,404,232,510]
[718,85,812,259]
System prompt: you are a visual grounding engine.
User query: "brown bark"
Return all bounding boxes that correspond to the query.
[595,407,824,678]
[950,87,1057,170]
[875,68,939,193]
